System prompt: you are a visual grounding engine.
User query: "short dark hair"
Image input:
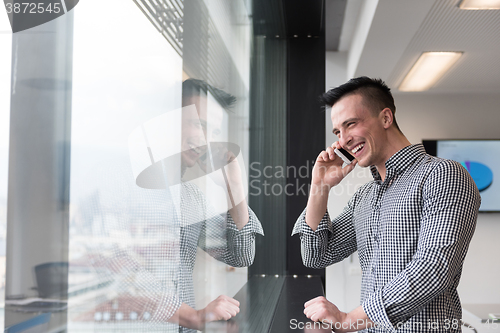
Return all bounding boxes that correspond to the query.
[321,76,401,132]
[182,78,236,110]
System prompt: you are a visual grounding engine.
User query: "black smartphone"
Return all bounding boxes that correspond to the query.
[334,147,355,164]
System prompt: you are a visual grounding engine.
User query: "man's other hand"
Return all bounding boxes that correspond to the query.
[304,296,348,332]
[200,295,240,322]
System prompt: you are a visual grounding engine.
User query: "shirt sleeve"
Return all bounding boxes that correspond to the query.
[362,160,480,329]
[291,190,359,269]
[101,247,183,326]
[199,205,264,268]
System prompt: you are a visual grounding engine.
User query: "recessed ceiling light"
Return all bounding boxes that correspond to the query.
[459,0,500,9]
[399,52,463,92]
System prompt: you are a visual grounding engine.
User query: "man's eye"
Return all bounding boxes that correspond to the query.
[347,122,355,127]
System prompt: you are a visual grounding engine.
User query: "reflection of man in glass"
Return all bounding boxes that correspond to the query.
[158,79,263,331]
[180,79,250,230]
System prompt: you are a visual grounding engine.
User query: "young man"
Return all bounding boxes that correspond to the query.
[292,77,480,332]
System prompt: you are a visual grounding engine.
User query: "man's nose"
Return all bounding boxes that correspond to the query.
[339,132,352,149]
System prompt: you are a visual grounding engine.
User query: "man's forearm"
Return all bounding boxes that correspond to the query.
[305,183,330,231]
[304,298,374,333]
[341,306,374,332]
[228,199,249,230]
[170,303,203,331]
[226,181,249,230]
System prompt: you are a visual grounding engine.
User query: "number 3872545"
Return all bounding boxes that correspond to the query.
[5,2,62,14]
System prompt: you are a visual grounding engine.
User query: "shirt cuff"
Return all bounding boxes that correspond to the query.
[226,206,264,236]
[362,289,395,332]
[151,293,182,323]
[291,208,332,236]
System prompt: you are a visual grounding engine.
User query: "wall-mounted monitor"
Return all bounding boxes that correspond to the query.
[423,139,499,213]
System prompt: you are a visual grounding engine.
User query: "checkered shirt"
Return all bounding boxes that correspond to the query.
[292,144,481,332]
[175,182,264,332]
[100,181,263,333]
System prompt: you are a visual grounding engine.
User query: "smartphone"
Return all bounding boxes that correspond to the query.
[334,147,355,165]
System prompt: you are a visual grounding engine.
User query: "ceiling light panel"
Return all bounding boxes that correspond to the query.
[399,52,463,92]
[459,0,500,10]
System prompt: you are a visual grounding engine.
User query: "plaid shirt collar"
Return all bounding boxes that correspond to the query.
[370,144,426,182]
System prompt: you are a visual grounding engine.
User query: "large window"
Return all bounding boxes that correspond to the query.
[3,0,257,332]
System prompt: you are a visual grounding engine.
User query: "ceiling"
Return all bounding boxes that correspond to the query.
[328,0,500,94]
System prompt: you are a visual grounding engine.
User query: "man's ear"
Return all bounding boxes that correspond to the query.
[380,108,393,129]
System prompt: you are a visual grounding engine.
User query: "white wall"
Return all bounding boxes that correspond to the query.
[325,52,500,313]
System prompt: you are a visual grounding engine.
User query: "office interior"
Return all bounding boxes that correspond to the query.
[0,0,499,332]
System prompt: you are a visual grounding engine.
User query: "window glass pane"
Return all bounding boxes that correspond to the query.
[68,0,256,332]
[69,0,183,331]
[0,11,12,329]
[2,0,258,331]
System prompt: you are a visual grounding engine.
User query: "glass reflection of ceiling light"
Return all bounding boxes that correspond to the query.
[399,52,463,92]
[459,0,500,9]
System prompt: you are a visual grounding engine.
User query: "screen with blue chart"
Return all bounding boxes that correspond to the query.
[436,140,499,212]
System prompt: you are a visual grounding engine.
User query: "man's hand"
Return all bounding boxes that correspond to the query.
[304,296,348,332]
[306,142,357,231]
[198,144,249,229]
[199,295,240,323]
[198,143,242,188]
[304,297,373,333]
[175,296,240,330]
[311,142,357,189]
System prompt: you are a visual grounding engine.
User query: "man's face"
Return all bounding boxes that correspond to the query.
[331,94,387,168]
[181,97,223,168]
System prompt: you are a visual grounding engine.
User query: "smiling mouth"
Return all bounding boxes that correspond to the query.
[187,142,203,155]
[351,142,365,155]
